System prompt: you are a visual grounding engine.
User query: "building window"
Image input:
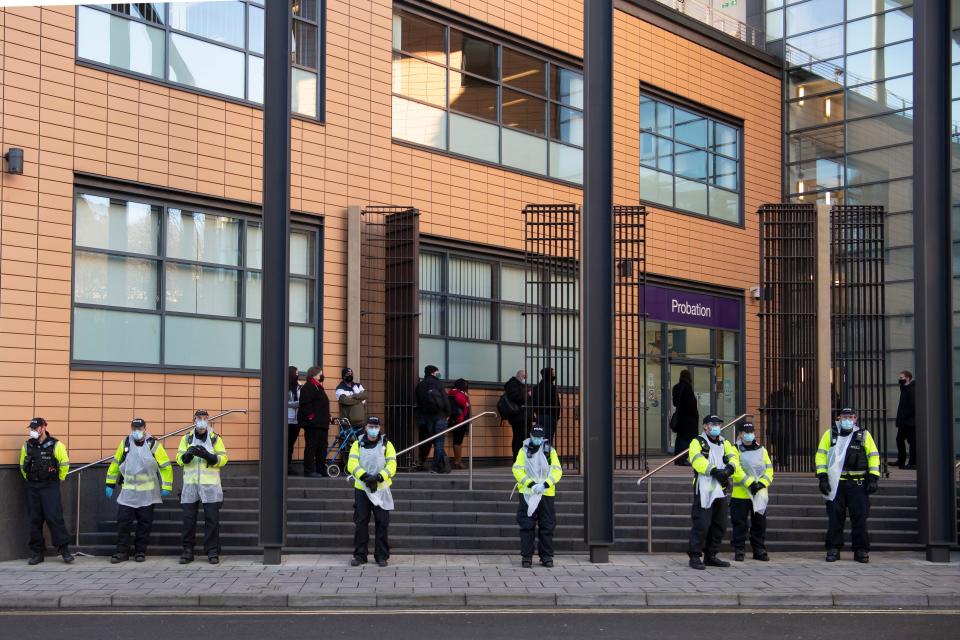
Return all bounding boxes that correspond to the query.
[418,249,578,385]
[391,8,583,184]
[639,92,743,223]
[72,191,321,373]
[76,2,324,120]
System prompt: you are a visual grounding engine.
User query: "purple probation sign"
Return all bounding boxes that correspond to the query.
[640,285,741,331]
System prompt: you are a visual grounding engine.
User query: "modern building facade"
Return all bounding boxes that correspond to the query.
[0,0,781,494]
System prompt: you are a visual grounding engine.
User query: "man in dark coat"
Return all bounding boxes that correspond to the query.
[894,370,916,469]
[531,367,560,444]
[672,369,699,466]
[504,370,531,458]
[415,365,450,473]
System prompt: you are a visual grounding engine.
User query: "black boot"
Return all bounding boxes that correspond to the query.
[753,549,770,562]
[521,558,533,568]
[704,555,730,568]
[734,549,745,562]
[825,548,840,562]
[110,552,129,564]
[179,549,194,564]
[59,546,75,564]
[688,555,705,570]
[854,551,869,564]
[27,553,44,566]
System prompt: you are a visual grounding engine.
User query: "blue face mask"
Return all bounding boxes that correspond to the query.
[742,433,755,444]
[531,437,543,447]
[839,419,854,432]
[366,427,380,438]
[708,426,721,438]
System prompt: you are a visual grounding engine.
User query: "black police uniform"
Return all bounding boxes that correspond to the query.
[22,436,71,556]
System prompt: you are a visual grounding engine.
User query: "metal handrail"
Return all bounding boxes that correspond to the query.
[395,411,497,491]
[68,409,247,554]
[636,413,750,553]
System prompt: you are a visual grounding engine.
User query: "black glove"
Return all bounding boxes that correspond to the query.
[527,480,537,488]
[377,473,385,483]
[865,476,878,494]
[188,445,204,457]
[181,452,194,464]
[201,449,218,464]
[710,468,728,483]
[365,475,379,491]
[724,464,736,476]
[818,474,831,496]
[749,481,764,495]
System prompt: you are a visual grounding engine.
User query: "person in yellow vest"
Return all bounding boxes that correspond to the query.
[729,421,773,562]
[815,407,880,563]
[105,418,173,563]
[346,417,397,567]
[511,424,563,568]
[687,415,739,570]
[176,409,228,564]
[19,417,73,565]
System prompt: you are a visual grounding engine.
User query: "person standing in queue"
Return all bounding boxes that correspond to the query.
[671,370,699,466]
[105,418,174,563]
[416,365,450,474]
[448,378,471,470]
[531,367,560,444]
[336,367,369,427]
[815,407,880,563]
[287,366,302,475]
[347,417,397,567]
[299,366,331,478]
[512,424,563,568]
[20,417,73,565]
[893,370,916,469]
[729,422,773,562]
[503,369,530,458]
[177,410,228,565]
[687,415,738,570]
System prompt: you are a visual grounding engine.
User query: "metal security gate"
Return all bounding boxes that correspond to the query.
[361,206,420,467]
[759,204,819,472]
[614,205,648,472]
[831,204,887,474]
[523,204,581,471]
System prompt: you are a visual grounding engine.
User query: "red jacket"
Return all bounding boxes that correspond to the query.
[448,388,470,424]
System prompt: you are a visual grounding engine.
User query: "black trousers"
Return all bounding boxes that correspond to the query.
[674,434,694,463]
[116,503,155,554]
[26,481,70,554]
[688,494,728,557]
[509,415,530,458]
[537,414,558,444]
[730,497,766,552]
[181,500,222,556]
[517,495,556,560]
[895,427,916,466]
[353,489,390,562]
[287,423,301,463]
[417,419,433,465]
[303,426,329,474]
[826,479,870,552]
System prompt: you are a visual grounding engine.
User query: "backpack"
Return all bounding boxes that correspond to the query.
[448,393,461,420]
[497,393,520,419]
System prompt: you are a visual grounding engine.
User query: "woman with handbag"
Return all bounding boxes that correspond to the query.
[672,369,699,466]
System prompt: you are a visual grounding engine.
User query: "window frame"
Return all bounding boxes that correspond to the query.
[391,4,584,186]
[70,186,324,376]
[74,1,326,123]
[639,84,746,227]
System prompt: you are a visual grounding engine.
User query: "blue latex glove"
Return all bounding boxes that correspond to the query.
[105,486,113,498]
[161,489,171,497]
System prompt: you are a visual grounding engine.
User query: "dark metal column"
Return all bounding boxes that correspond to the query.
[259,0,292,566]
[912,0,956,563]
[582,0,614,563]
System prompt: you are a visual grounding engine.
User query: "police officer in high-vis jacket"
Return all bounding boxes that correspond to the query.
[815,407,880,563]
[346,417,397,567]
[512,424,563,568]
[729,422,773,562]
[20,417,73,565]
[687,415,739,570]
[105,418,174,563]
[176,410,228,564]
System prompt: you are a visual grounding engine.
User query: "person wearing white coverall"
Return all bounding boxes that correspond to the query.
[729,421,772,562]
[347,417,397,567]
[512,424,563,569]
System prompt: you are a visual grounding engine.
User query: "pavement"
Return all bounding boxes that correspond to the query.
[0,552,957,610]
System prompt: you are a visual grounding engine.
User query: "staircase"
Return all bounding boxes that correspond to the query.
[78,472,922,555]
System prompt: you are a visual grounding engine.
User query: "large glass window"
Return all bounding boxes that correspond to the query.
[418,250,576,385]
[391,9,583,185]
[72,192,321,372]
[76,2,324,119]
[639,93,743,223]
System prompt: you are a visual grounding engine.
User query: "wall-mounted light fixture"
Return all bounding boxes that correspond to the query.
[4,148,23,174]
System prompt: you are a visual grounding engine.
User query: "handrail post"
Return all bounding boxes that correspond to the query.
[646,476,653,554]
[469,413,474,491]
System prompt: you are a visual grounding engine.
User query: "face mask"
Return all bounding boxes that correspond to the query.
[898,378,907,386]
[131,429,145,441]
[434,373,442,380]
[29,430,39,440]
[531,437,543,447]
[366,427,380,438]
[742,433,755,444]
[318,375,324,382]
[839,419,854,432]
[345,375,354,384]
[196,419,209,430]
[709,426,721,438]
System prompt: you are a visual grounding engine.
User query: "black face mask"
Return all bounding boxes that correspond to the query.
[898,379,907,386]
[318,375,324,383]
[344,375,354,384]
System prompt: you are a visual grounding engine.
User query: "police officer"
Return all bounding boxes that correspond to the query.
[20,417,73,565]
[511,424,563,568]
[347,417,397,567]
[105,418,174,562]
[729,422,773,562]
[815,407,880,563]
[176,410,228,564]
[687,415,739,570]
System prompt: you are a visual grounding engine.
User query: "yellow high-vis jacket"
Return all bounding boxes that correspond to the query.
[19,437,70,481]
[347,436,398,491]
[512,444,563,497]
[688,435,740,484]
[731,443,773,500]
[814,427,881,479]
[106,436,174,493]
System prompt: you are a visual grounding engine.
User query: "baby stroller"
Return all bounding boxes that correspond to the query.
[323,417,364,477]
